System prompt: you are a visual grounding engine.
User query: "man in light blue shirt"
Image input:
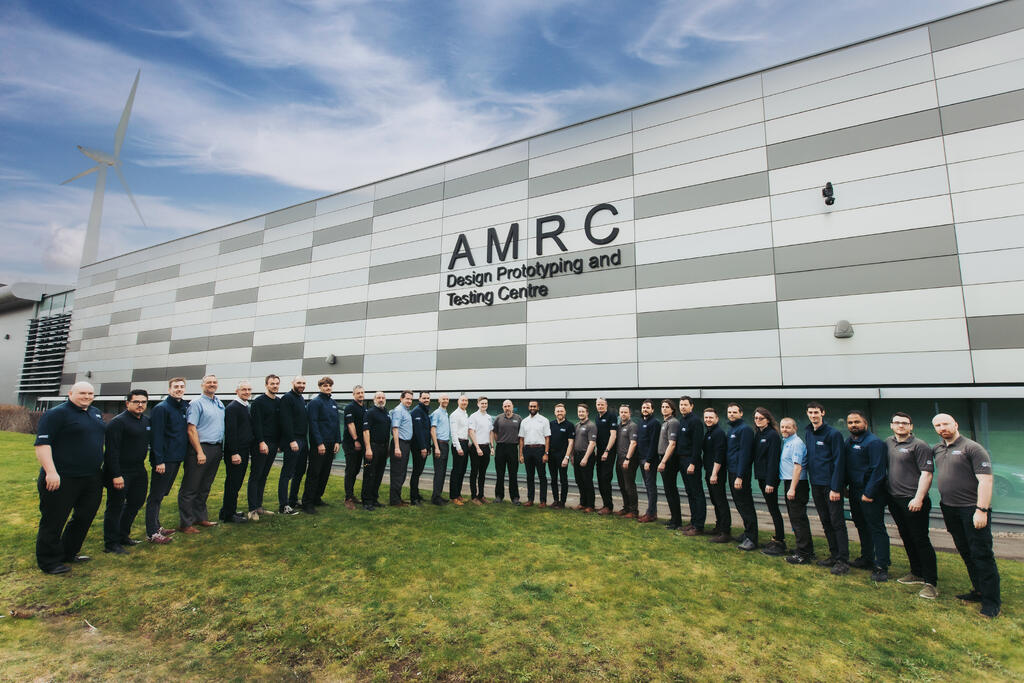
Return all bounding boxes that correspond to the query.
[779,417,814,564]
[429,394,452,505]
[388,391,414,506]
[179,375,225,532]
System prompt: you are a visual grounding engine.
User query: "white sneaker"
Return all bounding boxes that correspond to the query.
[246,510,260,522]
[281,505,300,515]
[257,507,275,516]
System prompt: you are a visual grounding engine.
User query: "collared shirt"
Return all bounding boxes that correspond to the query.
[595,411,616,454]
[104,410,151,478]
[658,417,679,456]
[886,435,933,498]
[780,434,807,481]
[390,404,413,441]
[549,418,574,457]
[616,420,638,459]
[573,419,597,453]
[410,403,431,451]
[638,415,661,464]
[309,393,341,447]
[363,405,391,444]
[494,413,522,444]
[187,393,225,444]
[933,435,992,507]
[450,407,469,441]
[430,407,451,441]
[519,413,551,446]
[342,400,366,451]
[467,410,493,445]
[35,399,106,477]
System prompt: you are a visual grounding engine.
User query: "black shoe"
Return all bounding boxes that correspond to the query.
[817,556,837,567]
[956,590,983,603]
[66,555,91,563]
[664,522,682,530]
[431,498,444,506]
[980,604,1001,618]
[761,542,786,557]
[737,538,756,551]
[315,500,329,507]
[230,513,248,523]
[410,499,422,506]
[362,504,375,511]
[849,557,872,570]
[831,560,850,576]
[494,497,504,504]
[303,505,318,514]
[511,499,521,506]
[120,538,143,546]
[43,564,71,575]
[786,553,815,565]
[870,567,889,582]
[104,545,129,555]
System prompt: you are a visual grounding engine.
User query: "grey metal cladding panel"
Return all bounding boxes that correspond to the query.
[265,202,315,229]
[444,160,529,200]
[967,314,1024,350]
[131,365,205,382]
[75,291,115,308]
[634,172,769,220]
[91,269,117,285]
[529,155,633,198]
[438,303,526,330]
[637,302,779,338]
[82,325,109,340]
[928,0,1024,51]
[60,372,76,385]
[168,337,208,354]
[373,183,444,216]
[110,308,141,324]
[302,354,364,376]
[940,89,1024,136]
[305,302,367,326]
[311,218,373,247]
[766,110,942,170]
[219,231,264,254]
[213,287,259,308]
[366,292,438,319]
[175,281,216,302]
[207,331,255,351]
[136,328,172,344]
[66,339,81,353]
[368,255,441,285]
[260,247,313,273]
[116,272,148,289]
[774,255,962,301]
[436,344,527,371]
[535,265,636,300]
[635,249,773,289]
[773,225,957,274]
[251,343,305,363]
[145,265,181,284]
[100,382,131,397]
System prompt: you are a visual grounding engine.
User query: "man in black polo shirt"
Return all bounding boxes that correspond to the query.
[361,391,391,510]
[279,376,309,514]
[103,389,151,555]
[248,374,282,519]
[676,397,705,535]
[342,385,367,509]
[221,382,254,523]
[547,403,574,509]
[572,404,598,512]
[593,397,618,514]
[932,414,1001,618]
[408,392,431,505]
[702,407,731,542]
[34,381,106,574]
[493,400,523,504]
[637,400,660,523]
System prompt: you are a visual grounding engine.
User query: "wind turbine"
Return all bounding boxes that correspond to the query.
[61,69,146,266]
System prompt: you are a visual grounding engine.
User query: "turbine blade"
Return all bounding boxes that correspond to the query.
[114,164,147,227]
[60,165,100,185]
[113,69,140,158]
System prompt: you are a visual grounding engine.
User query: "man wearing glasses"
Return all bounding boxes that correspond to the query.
[885,413,937,598]
[103,389,152,554]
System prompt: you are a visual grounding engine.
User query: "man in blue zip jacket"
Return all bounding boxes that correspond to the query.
[305,376,341,513]
[844,410,890,581]
[408,392,431,505]
[726,403,757,550]
[804,401,850,575]
[278,376,309,515]
[144,377,188,544]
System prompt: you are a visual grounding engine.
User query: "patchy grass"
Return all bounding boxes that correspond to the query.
[0,430,1021,681]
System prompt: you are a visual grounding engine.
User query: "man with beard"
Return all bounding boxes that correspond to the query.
[220,382,253,524]
[341,385,367,509]
[615,404,639,518]
[361,391,391,510]
[547,404,574,509]
[278,376,309,515]
[408,392,431,505]
[306,377,341,512]
[637,400,661,523]
[493,400,523,504]
[844,410,890,581]
[247,375,282,520]
[103,390,151,554]
[518,400,551,507]
[593,398,618,515]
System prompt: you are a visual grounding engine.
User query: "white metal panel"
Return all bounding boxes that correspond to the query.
[527,290,636,323]
[638,357,782,386]
[437,323,527,350]
[782,350,974,385]
[633,100,764,152]
[374,165,444,199]
[527,177,634,218]
[371,201,443,234]
[362,350,436,373]
[303,337,366,358]
[947,151,1024,194]
[364,312,438,336]
[253,326,306,346]
[367,274,440,301]
[210,317,256,335]
[441,198,528,235]
[528,339,638,366]
[777,287,965,328]
[214,273,259,294]
[311,234,373,261]
[315,186,374,215]
[445,141,528,180]
[530,134,632,177]
[257,263,311,286]
[363,332,434,355]
[436,367,527,390]
[304,320,367,342]
[309,251,371,278]
[306,284,368,308]
[173,297,214,315]
[362,370,434,391]
[368,237,441,266]
[634,123,765,175]
[526,362,638,389]
[442,182,528,219]
[963,281,1024,317]
[971,349,1024,383]
[257,278,309,301]
[370,219,443,250]
[255,294,309,317]
[313,200,373,229]
[636,275,776,313]
[206,352,251,367]
[943,120,1024,164]
[634,148,768,196]
[632,75,761,130]
[250,359,303,380]
[638,329,780,361]
[256,310,306,331]
[936,58,1024,106]
[529,112,631,158]
[951,182,1024,224]
[772,195,953,246]
[526,313,636,344]
[933,27,1024,77]
[959,247,1024,285]
[308,269,369,294]
[635,222,772,265]
[780,318,969,356]
[262,219,315,246]
[634,198,771,242]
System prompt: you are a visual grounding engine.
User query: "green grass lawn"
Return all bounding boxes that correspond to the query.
[0,430,1021,681]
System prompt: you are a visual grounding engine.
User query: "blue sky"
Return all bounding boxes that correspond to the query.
[0,0,984,285]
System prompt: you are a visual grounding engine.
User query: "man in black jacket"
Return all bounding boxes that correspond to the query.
[278,376,309,515]
[637,400,661,523]
[220,382,253,523]
[408,392,431,505]
[703,407,731,542]
[677,396,705,535]
[307,377,341,512]
[103,389,151,555]
[248,374,282,519]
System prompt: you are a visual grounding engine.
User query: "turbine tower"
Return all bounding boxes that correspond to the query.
[61,69,146,266]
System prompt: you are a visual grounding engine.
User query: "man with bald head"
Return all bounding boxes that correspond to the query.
[34,381,106,574]
[278,375,309,515]
[180,374,225,532]
[221,381,253,523]
[932,413,1001,618]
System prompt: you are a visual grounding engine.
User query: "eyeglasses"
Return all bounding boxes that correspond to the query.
[129,400,148,405]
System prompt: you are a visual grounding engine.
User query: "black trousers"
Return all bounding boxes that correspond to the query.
[548,452,569,505]
[849,485,890,569]
[409,442,428,502]
[572,450,595,508]
[596,449,616,509]
[682,464,706,528]
[145,460,181,536]
[494,443,520,501]
[784,479,813,557]
[37,472,102,571]
[449,439,469,499]
[431,440,449,501]
[104,469,148,549]
[220,445,252,520]
[705,470,731,533]
[758,479,786,543]
[470,444,491,500]
[730,473,758,544]
[304,442,336,507]
[616,454,639,514]
[811,483,849,563]
[363,441,388,505]
[641,464,658,517]
[344,443,364,501]
[523,445,546,503]
[941,503,1000,610]
[389,439,411,505]
[247,441,277,512]
[282,438,308,508]
[888,495,937,585]
[179,443,223,527]
[660,457,681,525]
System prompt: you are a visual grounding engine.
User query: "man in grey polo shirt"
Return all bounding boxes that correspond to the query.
[493,400,523,504]
[932,413,1001,618]
[572,404,598,512]
[615,404,639,518]
[180,374,225,533]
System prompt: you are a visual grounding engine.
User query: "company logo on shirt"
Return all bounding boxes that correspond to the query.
[760,438,766,443]
[952,450,962,455]
[981,462,990,468]
[853,445,861,450]
[816,441,825,446]
[899,448,909,453]
[926,459,932,465]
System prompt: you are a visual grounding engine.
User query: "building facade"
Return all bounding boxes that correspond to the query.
[62,2,1024,513]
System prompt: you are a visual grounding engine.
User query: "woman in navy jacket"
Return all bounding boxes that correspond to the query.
[752,407,785,556]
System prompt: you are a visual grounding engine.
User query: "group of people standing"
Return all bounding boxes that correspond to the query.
[32,376,1001,618]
